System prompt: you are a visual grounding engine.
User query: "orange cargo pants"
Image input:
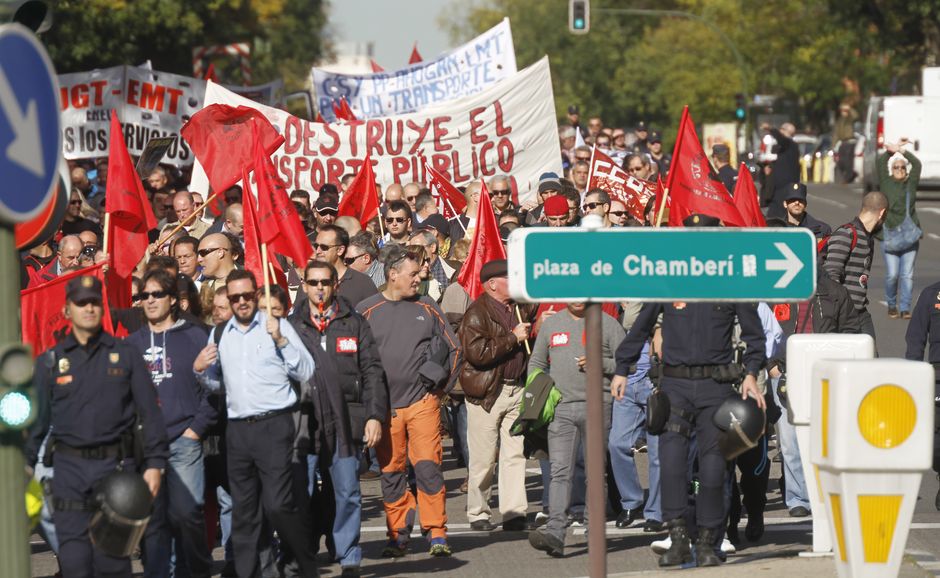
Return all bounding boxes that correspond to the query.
[377,394,447,541]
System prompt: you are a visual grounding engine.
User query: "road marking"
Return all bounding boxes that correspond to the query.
[928,233,940,241]
[808,194,848,209]
[918,207,940,215]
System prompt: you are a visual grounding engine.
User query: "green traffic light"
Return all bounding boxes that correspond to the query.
[0,391,32,429]
[736,108,746,120]
[574,18,585,29]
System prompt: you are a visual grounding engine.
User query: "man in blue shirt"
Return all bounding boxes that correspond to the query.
[194,269,319,578]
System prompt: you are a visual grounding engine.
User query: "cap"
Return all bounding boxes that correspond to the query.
[319,183,339,197]
[315,195,338,214]
[420,213,450,238]
[66,275,103,303]
[635,121,648,132]
[544,195,569,217]
[480,259,508,283]
[649,131,662,144]
[712,144,730,157]
[785,182,808,202]
[682,213,722,227]
[568,105,579,115]
[538,172,562,194]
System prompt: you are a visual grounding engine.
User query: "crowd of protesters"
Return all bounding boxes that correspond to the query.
[21,105,931,578]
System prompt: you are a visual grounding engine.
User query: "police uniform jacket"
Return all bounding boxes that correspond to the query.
[26,331,169,471]
[905,280,940,382]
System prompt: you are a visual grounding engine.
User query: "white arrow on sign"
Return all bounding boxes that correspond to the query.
[765,242,804,289]
[0,63,45,178]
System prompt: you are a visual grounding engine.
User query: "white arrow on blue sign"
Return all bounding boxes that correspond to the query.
[0,24,61,224]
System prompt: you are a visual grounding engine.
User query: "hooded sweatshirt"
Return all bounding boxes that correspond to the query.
[127,318,217,441]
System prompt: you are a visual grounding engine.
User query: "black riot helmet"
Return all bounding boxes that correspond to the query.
[713,395,766,460]
[89,471,154,557]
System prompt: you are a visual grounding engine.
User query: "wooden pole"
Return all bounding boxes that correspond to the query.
[153,190,221,248]
[514,305,531,355]
[654,186,669,228]
[102,213,111,255]
[261,242,272,318]
[585,303,607,578]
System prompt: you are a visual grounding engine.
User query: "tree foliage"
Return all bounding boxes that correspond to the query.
[41,0,328,91]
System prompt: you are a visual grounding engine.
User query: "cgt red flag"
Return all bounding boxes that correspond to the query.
[181,103,284,195]
[370,59,385,73]
[105,112,157,280]
[732,163,766,227]
[251,134,313,266]
[338,154,380,228]
[241,170,290,305]
[409,43,423,64]
[21,263,117,356]
[424,160,467,219]
[587,147,656,222]
[665,107,746,227]
[457,181,506,300]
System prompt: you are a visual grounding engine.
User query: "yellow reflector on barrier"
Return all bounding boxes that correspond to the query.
[858,495,902,563]
[814,465,824,501]
[821,379,830,458]
[857,385,916,449]
[830,493,847,562]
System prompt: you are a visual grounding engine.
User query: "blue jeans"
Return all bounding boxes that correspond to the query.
[307,451,363,568]
[609,377,662,521]
[772,377,810,510]
[446,400,470,468]
[884,242,918,312]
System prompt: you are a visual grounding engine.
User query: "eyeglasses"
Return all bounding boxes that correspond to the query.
[608,210,627,217]
[227,292,256,304]
[344,254,365,265]
[583,202,605,210]
[304,279,333,287]
[137,290,170,301]
[405,196,418,202]
[575,156,591,162]
[313,242,340,252]
[69,200,83,206]
[197,247,228,258]
[385,216,407,223]
[892,165,907,171]
[490,189,510,197]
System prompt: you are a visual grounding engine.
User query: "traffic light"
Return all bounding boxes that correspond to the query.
[735,93,747,120]
[0,345,35,431]
[569,0,590,34]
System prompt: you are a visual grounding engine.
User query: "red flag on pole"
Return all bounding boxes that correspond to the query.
[21,263,116,356]
[337,154,380,228]
[340,97,357,121]
[105,113,157,279]
[424,160,467,219]
[370,59,385,73]
[587,147,656,222]
[241,169,290,306]
[457,182,506,300]
[204,62,217,82]
[732,163,766,227]
[665,107,746,227]
[181,104,284,195]
[409,43,423,64]
[251,134,313,266]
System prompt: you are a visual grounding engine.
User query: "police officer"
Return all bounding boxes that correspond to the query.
[26,275,169,578]
[611,214,767,568]
[904,279,940,509]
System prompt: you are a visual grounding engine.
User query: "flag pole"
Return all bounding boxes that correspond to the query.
[514,305,531,355]
[102,213,111,256]
[654,186,669,228]
[422,158,466,233]
[261,242,272,317]
[153,190,222,248]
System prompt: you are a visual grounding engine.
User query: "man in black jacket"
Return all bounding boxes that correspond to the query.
[288,259,388,578]
[764,122,801,219]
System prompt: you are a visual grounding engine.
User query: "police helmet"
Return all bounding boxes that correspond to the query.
[89,471,154,557]
[713,395,766,460]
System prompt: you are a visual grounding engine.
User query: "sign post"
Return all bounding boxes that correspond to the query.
[0,23,61,578]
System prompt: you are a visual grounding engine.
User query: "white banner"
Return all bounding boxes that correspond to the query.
[59,66,285,165]
[192,57,560,204]
[311,19,516,121]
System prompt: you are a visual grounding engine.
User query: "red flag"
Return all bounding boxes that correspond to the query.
[409,43,423,64]
[457,182,506,300]
[251,134,313,266]
[181,104,284,195]
[105,113,157,279]
[21,263,116,356]
[370,59,385,73]
[340,97,357,121]
[665,107,746,227]
[587,147,656,222]
[331,99,344,120]
[315,112,326,124]
[337,154,380,228]
[204,62,217,82]
[424,160,467,219]
[241,170,290,306]
[732,163,766,227]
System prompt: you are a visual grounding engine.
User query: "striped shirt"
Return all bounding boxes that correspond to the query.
[822,217,873,310]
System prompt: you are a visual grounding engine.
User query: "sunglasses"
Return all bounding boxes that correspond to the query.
[313,243,339,252]
[304,279,333,287]
[73,298,102,307]
[227,292,256,304]
[69,200,83,206]
[405,196,418,202]
[343,254,364,265]
[317,209,338,217]
[137,290,170,301]
[575,156,591,162]
[197,247,227,258]
[385,216,407,224]
[608,210,627,217]
[892,165,907,171]
[583,202,605,210]
[490,189,510,197]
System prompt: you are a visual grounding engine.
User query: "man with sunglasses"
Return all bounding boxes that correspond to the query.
[61,189,101,238]
[608,199,630,227]
[383,200,413,246]
[403,182,422,213]
[288,260,388,577]
[315,194,339,230]
[489,175,515,215]
[346,232,386,287]
[314,225,378,309]
[582,189,613,227]
[194,270,319,578]
[196,233,237,294]
[127,270,216,578]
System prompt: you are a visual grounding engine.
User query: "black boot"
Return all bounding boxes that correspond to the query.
[695,527,722,567]
[658,519,693,567]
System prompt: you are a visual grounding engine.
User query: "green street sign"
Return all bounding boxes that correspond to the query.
[507,227,817,302]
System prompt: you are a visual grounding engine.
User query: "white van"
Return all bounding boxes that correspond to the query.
[862,95,940,191]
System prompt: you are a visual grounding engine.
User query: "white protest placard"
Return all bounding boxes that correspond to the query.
[311,18,516,121]
[191,57,560,204]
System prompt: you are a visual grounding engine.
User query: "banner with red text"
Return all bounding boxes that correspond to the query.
[587,147,656,222]
[190,57,560,204]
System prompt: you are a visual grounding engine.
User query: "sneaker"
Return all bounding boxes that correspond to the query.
[533,512,549,527]
[429,537,452,557]
[888,307,900,319]
[382,540,408,558]
[721,538,736,554]
[528,530,565,557]
[902,311,912,319]
[789,506,810,518]
[470,519,496,531]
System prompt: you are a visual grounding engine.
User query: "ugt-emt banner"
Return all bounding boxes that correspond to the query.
[311,19,516,121]
[190,57,560,204]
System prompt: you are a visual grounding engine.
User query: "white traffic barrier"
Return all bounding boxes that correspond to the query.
[786,334,875,554]
[811,359,934,578]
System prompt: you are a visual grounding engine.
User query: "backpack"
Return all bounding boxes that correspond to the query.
[817,222,858,258]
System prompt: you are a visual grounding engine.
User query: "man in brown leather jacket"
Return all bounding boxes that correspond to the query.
[458,259,533,532]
